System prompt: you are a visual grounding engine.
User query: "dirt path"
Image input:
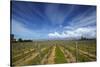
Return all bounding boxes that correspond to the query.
[59,46,76,63]
[13,48,47,66]
[47,46,56,64]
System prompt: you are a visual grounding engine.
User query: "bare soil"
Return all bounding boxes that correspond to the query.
[47,46,56,64]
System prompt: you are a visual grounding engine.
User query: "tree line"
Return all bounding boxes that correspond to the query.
[10,34,33,42]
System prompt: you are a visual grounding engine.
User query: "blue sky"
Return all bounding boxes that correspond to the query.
[11,1,96,40]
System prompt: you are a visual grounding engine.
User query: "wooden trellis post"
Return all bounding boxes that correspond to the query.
[75,41,78,62]
[37,43,42,64]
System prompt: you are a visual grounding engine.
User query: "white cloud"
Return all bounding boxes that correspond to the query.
[48,32,61,38]
[48,27,96,39]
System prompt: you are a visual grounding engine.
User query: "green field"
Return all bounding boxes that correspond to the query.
[11,40,96,66]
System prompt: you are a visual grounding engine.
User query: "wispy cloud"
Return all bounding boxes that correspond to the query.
[45,4,75,25]
[69,12,96,28]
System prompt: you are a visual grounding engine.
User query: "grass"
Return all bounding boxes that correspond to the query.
[55,46,67,63]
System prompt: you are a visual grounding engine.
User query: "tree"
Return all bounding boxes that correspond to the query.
[81,36,87,40]
[18,38,23,42]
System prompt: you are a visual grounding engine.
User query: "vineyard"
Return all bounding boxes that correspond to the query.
[11,40,96,66]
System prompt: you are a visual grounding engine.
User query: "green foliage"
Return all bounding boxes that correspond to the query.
[55,46,67,63]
